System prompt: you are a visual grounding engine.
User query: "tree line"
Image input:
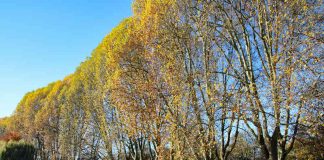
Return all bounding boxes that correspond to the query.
[0,0,323,159]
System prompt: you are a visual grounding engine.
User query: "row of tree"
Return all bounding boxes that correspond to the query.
[1,0,323,159]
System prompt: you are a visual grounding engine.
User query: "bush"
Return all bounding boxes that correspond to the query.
[0,141,6,153]
[0,141,35,160]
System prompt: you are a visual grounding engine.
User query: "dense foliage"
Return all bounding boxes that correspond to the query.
[0,141,35,160]
[1,0,323,159]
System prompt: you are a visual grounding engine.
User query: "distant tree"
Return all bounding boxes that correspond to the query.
[0,117,10,136]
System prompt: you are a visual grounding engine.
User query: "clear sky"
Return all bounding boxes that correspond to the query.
[0,0,133,117]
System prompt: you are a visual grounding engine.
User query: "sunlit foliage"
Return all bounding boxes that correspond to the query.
[4,0,323,159]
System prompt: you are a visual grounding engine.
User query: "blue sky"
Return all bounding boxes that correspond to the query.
[0,0,132,117]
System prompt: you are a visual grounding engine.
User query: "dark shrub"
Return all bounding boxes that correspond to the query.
[0,142,35,160]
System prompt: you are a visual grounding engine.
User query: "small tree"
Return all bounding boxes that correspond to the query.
[0,141,35,160]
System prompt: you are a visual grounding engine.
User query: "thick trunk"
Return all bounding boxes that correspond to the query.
[280,153,288,160]
[269,126,280,160]
[259,135,270,159]
[270,141,278,160]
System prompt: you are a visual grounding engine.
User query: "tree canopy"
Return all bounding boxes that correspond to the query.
[1,0,323,159]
